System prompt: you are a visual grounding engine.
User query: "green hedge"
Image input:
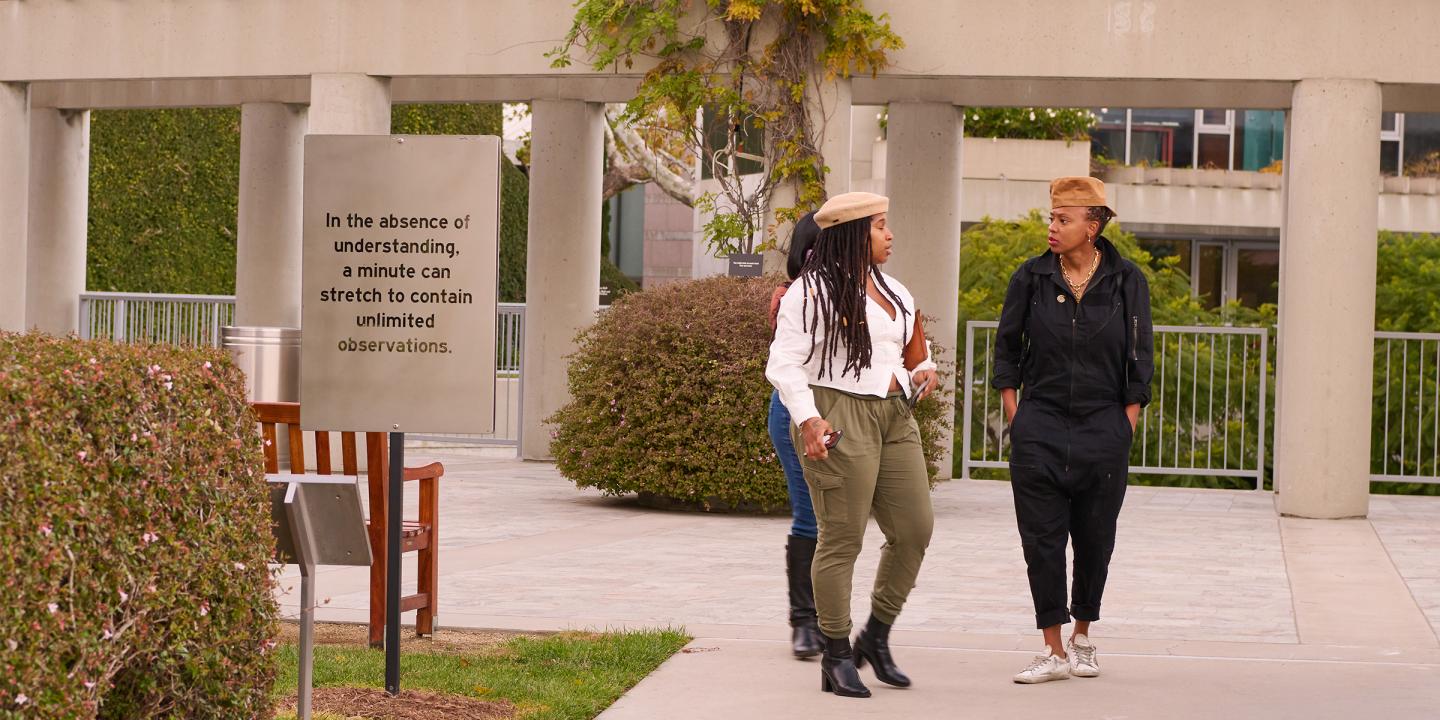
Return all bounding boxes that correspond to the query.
[86,103,629,303]
[0,333,279,718]
[549,276,948,510]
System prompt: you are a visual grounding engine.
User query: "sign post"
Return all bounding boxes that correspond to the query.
[301,134,502,695]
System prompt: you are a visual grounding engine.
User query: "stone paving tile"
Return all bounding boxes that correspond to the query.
[1371,494,1440,641]
[291,449,1305,645]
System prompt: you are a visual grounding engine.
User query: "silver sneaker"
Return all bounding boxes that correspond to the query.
[1013,650,1071,684]
[1068,634,1100,678]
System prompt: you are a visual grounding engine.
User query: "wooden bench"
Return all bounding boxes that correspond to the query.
[253,401,443,647]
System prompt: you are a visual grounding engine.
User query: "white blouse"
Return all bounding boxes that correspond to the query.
[766,271,936,427]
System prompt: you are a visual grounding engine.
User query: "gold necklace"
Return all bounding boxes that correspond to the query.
[1061,246,1101,300]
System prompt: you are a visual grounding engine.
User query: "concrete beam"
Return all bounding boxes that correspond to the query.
[235,103,307,328]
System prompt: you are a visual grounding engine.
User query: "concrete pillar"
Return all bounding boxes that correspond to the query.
[763,78,853,275]
[26,108,89,335]
[1273,79,1382,519]
[884,102,964,479]
[520,100,604,460]
[0,83,28,332]
[306,73,391,135]
[236,103,307,327]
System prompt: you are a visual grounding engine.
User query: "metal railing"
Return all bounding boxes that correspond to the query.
[962,320,1271,490]
[78,294,528,447]
[1372,331,1440,484]
[79,292,236,347]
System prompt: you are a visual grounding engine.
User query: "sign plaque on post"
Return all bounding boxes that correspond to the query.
[301,135,502,696]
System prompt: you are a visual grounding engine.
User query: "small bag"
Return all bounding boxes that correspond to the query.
[902,314,927,371]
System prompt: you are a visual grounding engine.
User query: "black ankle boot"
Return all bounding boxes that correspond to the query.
[820,636,871,698]
[853,615,911,688]
[785,536,823,658]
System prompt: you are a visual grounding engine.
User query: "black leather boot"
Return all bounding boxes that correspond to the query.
[820,636,871,698]
[786,535,823,658]
[854,615,912,688]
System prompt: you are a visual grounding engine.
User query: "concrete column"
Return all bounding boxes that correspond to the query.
[236,103,307,327]
[26,108,89,335]
[520,100,604,460]
[0,83,28,332]
[763,78,853,275]
[1273,79,1382,519]
[306,73,391,135]
[884,102,964,479]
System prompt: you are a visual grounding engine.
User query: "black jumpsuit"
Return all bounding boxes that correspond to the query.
[992,236,1154,629]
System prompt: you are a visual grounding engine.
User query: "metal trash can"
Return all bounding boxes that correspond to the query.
[221,326,301,403]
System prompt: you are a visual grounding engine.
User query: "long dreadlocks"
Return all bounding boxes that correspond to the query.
[798,215,911,381]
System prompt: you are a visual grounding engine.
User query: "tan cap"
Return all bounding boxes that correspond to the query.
[814,191,889,229]
[1050,176,1115,215]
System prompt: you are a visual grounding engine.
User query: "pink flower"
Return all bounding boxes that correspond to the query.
[15,694,27,706]
[77,451,87,461]
[163,382,173,390]
[203,361,212,370]
[199,602,209,617]
[39,524,52,537]
[141,532,158,544]
[118,590,129,603]
[47,603,58,614]
[84,680,96,690]
[102,628,113,640]
[234,562,247,571]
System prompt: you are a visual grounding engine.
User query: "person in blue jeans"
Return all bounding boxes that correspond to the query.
[768,212,823,658]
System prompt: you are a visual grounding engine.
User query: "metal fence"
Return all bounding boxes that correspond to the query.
[78,294,528,447]
[961,320,1271,490]
[1372,331,1440,484]
[79,292,236,347]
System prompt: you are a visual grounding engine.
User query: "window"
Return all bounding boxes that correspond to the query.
[1195,109,1234,170]
[1237,110,1285,172]
[1381,112,1403,176]
[1233,245,1280,308]
[1138,237,1280,310]
[1402,113,1440,176]
[1090,107,1128,163]
[1129,109,1196,168]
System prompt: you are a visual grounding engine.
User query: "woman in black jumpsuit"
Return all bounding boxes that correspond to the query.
[992,176,1153,684]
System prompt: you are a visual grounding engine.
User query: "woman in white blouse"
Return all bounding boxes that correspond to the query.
[766,191,938,699]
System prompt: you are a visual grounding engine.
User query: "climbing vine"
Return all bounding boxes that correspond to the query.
[550,0,902,255]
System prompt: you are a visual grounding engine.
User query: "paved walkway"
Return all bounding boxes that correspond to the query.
[277,447,1440,719]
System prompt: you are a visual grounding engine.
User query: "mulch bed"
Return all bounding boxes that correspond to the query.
[278,687,516,720]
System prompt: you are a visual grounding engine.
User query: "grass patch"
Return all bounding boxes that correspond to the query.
[273,629,690,720]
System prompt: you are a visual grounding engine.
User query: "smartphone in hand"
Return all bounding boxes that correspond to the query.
[906,378,932,412]
[823,429,844,449]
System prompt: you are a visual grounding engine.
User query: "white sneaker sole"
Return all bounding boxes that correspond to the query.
[1071,667,1101,678]
[1013,672,1070,684]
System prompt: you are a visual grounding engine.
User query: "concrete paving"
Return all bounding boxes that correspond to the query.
[276,447,1440,719]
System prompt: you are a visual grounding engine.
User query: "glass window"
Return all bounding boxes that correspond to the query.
[1200,109,1230,127]
[1090,107,1127,162]
[1235,247,1279,308]
[1382,112,1400,135]
[1197,134,1231,169]
[1403,112,1440,176]
[1138,237,1192,276]
[1129,109,1194,168]
[1236,110,1285,172]
[1382,140,1402,175]
[1196,243,1225,308]
[701,106,764,180]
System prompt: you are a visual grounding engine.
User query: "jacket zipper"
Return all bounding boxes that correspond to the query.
[1066,295,1078,473]
[1131,315,1139,361]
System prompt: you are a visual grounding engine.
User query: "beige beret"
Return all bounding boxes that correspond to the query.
[1050,176,1115,215]
[814,191,889,229]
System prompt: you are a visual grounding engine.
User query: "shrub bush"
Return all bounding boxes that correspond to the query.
[549,276,951,510]
[0,333,279,719]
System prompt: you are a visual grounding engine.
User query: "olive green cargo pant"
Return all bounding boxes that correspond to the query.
[792,386,934,639]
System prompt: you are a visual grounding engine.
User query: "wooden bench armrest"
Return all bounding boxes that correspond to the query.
[403,462,445,482]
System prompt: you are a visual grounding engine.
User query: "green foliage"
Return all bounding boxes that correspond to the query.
[87,104,533,301]
[963,107,1097,142]
[551,0,903,252]
[958,212,1275,489]
[549,276,949,510]
[88,108,242,294]
[274,630,691,720]
[1375,230,1440,333]
[0,333,279,718]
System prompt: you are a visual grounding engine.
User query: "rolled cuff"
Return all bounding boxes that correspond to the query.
[1124,384,1151,408]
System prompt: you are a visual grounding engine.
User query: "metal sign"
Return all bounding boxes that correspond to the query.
[268,473,373,720]
[300,134,501,434]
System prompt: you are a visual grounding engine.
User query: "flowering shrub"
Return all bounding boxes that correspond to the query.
[549,276,951,510]
[0,333,278,719]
